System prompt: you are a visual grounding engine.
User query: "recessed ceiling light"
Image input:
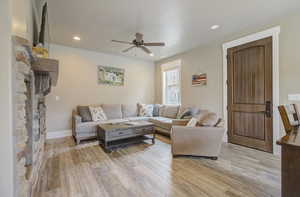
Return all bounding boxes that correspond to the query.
[73,36,81,41]
[150,53,154,57]
[210,25,220,30]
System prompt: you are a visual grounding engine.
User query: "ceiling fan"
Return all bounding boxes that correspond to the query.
[112,33,165,56]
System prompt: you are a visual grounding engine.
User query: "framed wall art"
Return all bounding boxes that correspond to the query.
[97,66,125,86]
[192,73,207,86]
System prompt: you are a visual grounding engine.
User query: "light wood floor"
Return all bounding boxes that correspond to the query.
[33,135,281,197]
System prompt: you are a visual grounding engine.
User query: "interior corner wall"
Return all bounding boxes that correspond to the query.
[155,12,300,126]
[155,44,223,116]
[46,44,155,132]
[0,0,14,196]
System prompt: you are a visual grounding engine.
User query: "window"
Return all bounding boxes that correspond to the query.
[162,60,181,105]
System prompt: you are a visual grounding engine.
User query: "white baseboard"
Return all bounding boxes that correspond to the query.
[47,130,72,139]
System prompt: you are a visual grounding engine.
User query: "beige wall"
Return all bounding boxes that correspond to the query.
[0,0,14,196]
[279,13,300,105]
[46,44,155,132]
[12,0,35,42]
[155,12,300,118]
[155,44,223,115]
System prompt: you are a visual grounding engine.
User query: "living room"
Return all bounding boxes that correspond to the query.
[1,0,300,197]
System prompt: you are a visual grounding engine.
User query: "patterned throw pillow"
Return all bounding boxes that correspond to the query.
[88,106,108,121]
[138,104,154,117]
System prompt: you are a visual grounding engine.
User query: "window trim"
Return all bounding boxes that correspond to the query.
[161,60,181,105]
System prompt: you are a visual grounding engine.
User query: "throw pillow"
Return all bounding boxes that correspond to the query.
[88,106,108,121]
[77,106,92,122]
[186,117,198,127]
[215,118,224,127]
[177,108,192,119]
[198,112,219,127]
[138,104,154,117]
[152,104,162,117]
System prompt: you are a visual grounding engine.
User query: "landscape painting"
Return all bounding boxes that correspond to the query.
[192,73,207,86]
[97,66,125,86]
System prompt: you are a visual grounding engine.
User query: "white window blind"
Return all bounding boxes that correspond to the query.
[161,60,181,105]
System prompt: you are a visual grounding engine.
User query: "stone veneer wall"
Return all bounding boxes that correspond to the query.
[13,36,46,197]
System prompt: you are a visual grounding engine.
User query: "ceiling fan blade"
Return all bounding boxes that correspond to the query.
[144,42,165,47]
[135,33,143,42]
[111,40,133,45]
[140,46,152,54]
[122,46,136,53]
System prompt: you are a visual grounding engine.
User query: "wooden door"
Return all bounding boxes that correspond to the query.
[227,37,273,153]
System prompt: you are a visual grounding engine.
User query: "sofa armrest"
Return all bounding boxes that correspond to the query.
[172,119,190,126]
[73,114,82,124]
[72,110,82,136]
[171,126,225,157]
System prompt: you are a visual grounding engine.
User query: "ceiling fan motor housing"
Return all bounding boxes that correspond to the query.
[133,39,144,47]
[112,33,165,54]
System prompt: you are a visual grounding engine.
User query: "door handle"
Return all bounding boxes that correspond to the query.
[265,101,272,118]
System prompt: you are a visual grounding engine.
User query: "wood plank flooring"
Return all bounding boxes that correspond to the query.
[33,135,281,197]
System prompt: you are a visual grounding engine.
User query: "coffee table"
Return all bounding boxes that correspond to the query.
[97,121,155,152]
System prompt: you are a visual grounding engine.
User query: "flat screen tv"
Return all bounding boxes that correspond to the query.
[33,2,48,46]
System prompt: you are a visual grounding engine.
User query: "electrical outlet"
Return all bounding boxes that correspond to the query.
[55,96,60,101]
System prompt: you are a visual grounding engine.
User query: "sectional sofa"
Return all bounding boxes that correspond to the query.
[72,104,196,144]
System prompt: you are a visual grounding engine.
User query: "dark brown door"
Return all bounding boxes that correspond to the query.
[227,37,273,153]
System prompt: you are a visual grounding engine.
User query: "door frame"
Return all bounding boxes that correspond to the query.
[222,26,281,155]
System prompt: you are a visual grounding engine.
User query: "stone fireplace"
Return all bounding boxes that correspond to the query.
[12,36,58,197]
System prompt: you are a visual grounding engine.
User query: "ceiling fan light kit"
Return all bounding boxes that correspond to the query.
[112,33,165,56]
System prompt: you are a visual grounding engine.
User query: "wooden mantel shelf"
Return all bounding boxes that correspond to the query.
[32,57,59,86]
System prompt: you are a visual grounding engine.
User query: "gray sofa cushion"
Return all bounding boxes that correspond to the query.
[191,107,201,116]
[163,105,180,119]
[77,119,128,134]
[77,106,92,122]
[122,104,138,118]
[158,105,165,116]
[101,104,122,119]
[149,117,173,130]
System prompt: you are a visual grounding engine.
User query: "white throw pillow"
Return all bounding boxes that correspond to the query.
[88,106,107,121]
[199,112,219,127]
[186,117,198,127]
[138,104,154,117]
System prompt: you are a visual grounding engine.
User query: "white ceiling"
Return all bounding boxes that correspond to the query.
[48,0,300,61]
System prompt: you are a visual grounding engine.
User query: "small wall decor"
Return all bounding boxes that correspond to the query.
[98,66,125,86]
[192,73,207,86]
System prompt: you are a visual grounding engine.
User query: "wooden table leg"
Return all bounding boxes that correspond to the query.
[152,130,156,144]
